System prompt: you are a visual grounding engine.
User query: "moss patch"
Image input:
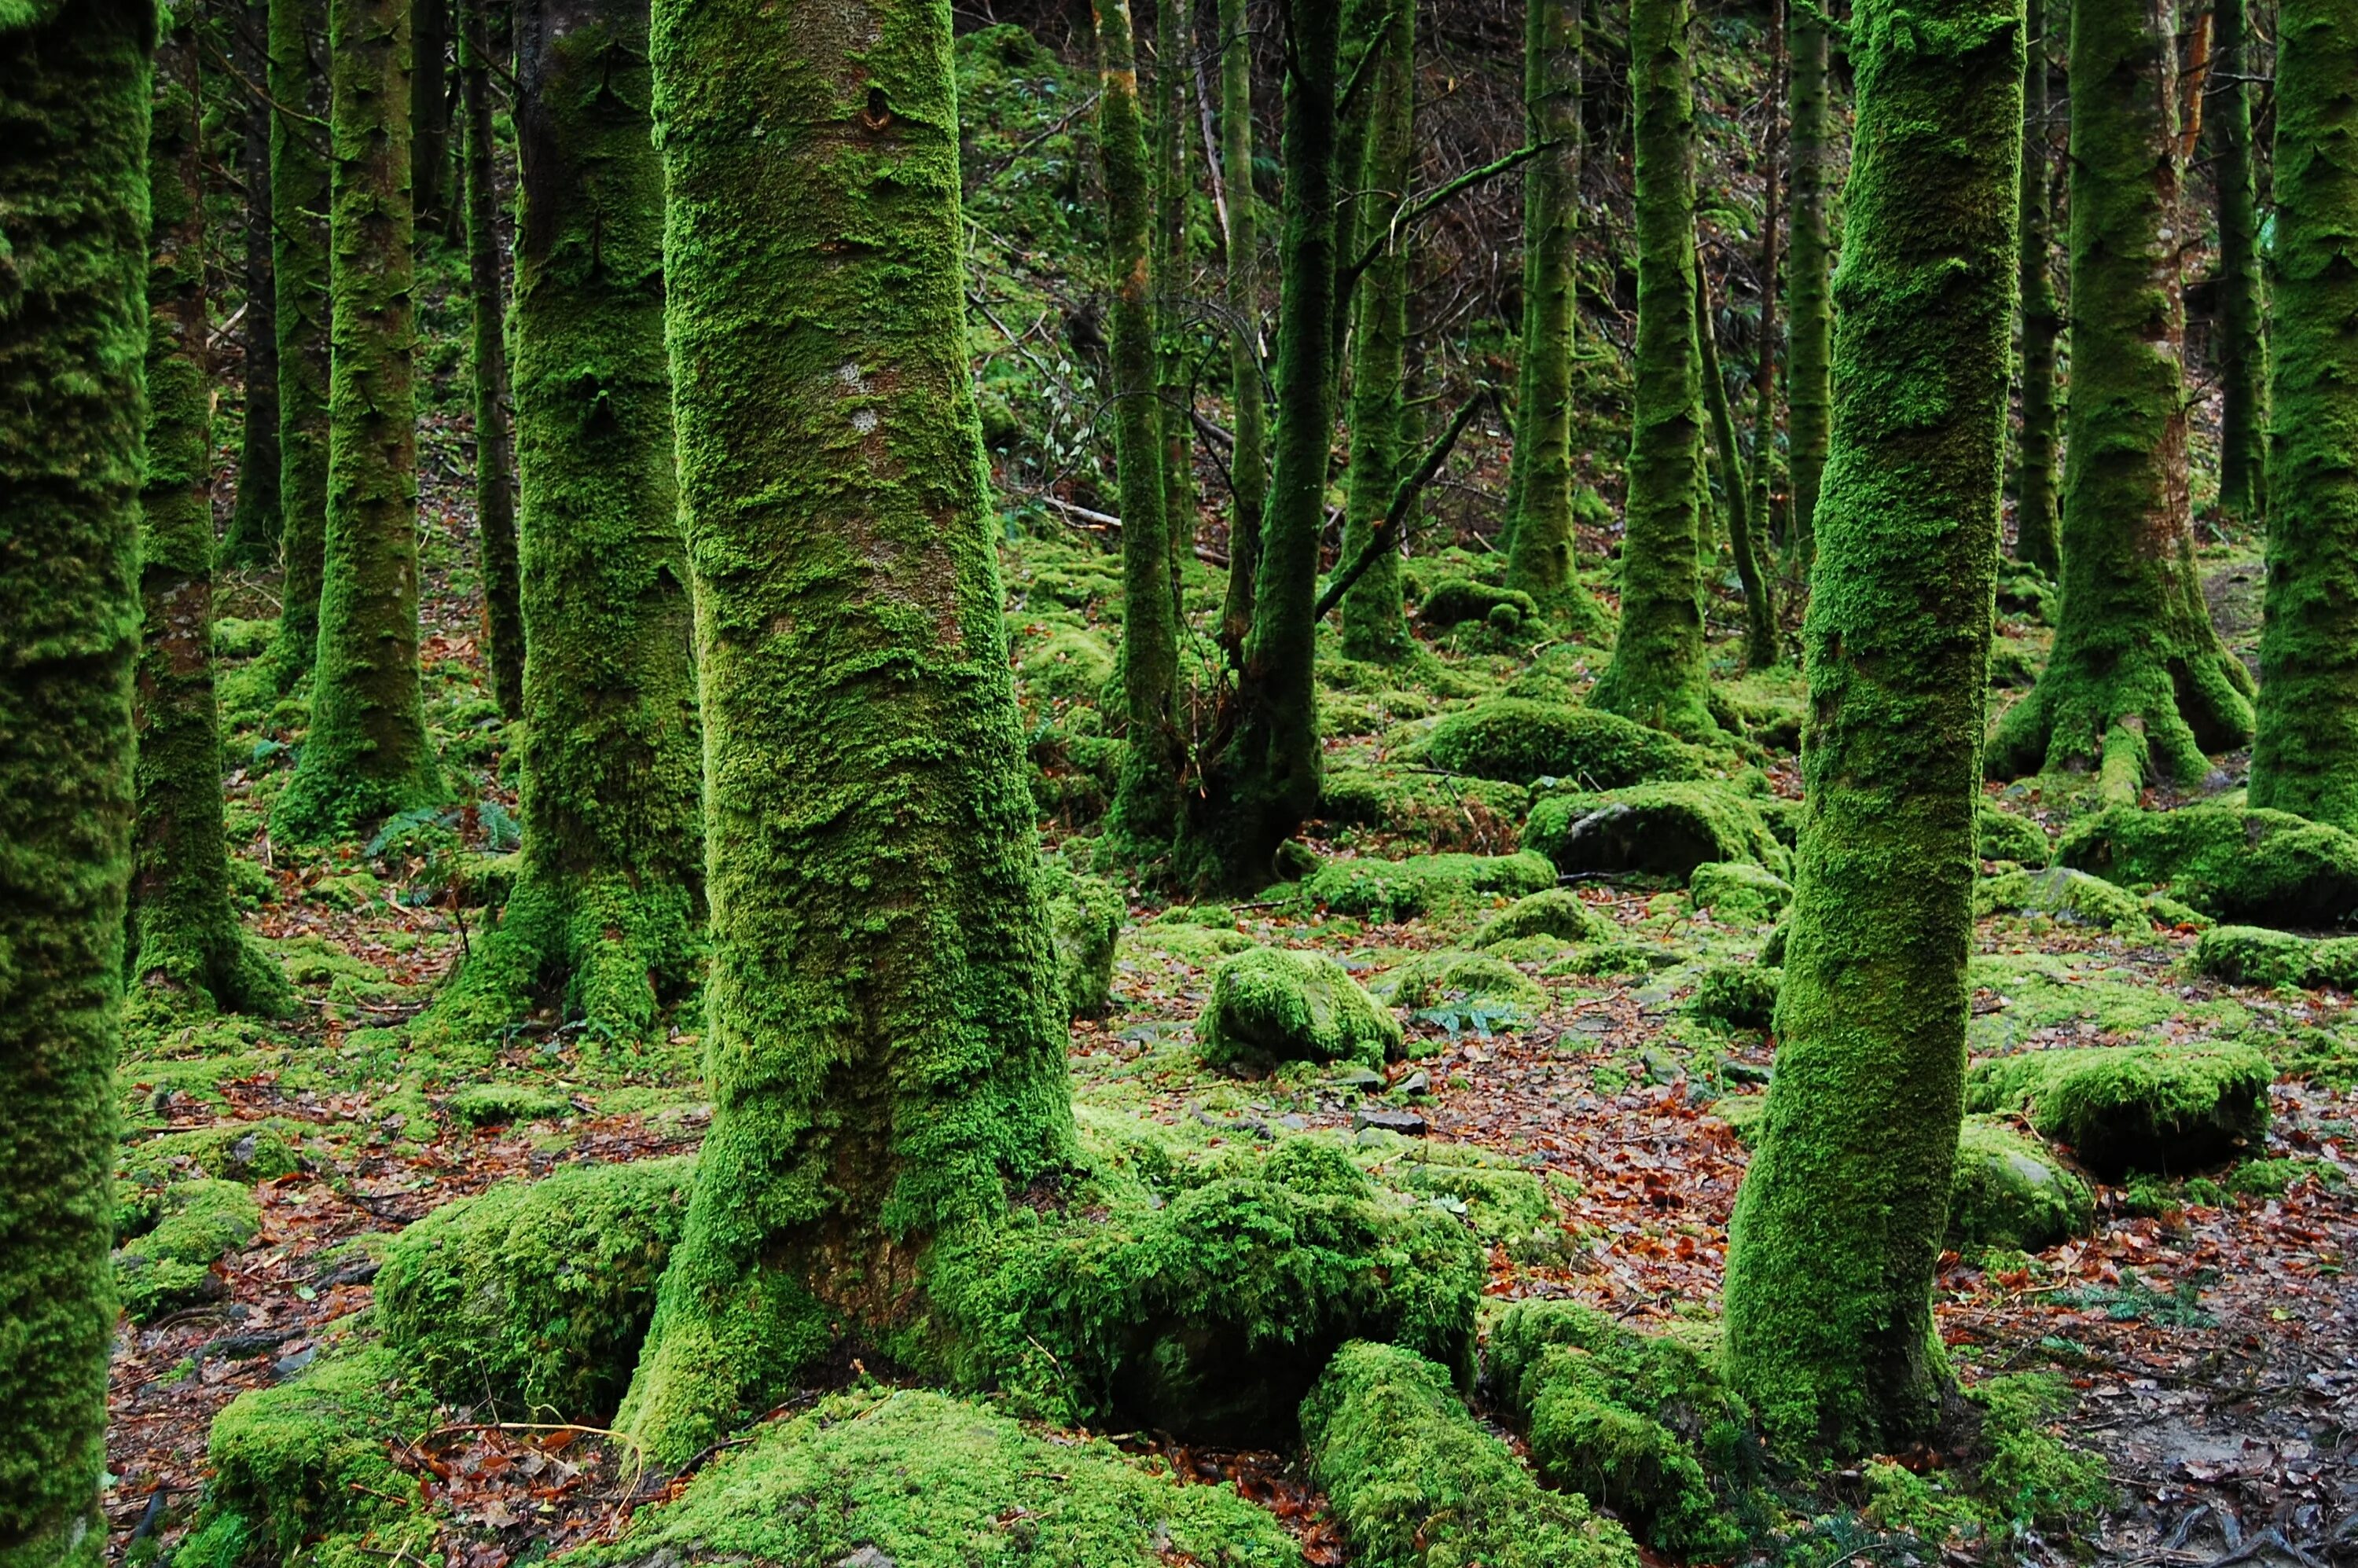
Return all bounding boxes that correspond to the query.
[1316,766,1533,852]
[1975,866,2154,932]
[1301,850,1557,922]
[2194,924,2358,990]
[1383,950,1548,1015]
[1196,948,1404,1071]
[1689,861,1792,924]
[1947,1117,2094,1250]
[1964,1042,2272,1178]
[113,1178,261,1320]
[1526,783,1790,879]
[1689,962,1781,1031]
[1043,861,1123,1018]
[2058,804,2358,927]
[1423,699,1716,788]
[1471,888,1611,946]
[1978,801,2051,864]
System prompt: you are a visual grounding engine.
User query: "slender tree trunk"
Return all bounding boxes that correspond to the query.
[1328,0,1383,380]
[1155,0,1197,578]
[2213,0,2267,527]
[1697,246,1776,670]
[411,0,451,233]
[461,2,523,719]
[1986,0,2254,796]
[222,0,283,568]
[131,9,288,1018]
[2248,0,2358,830]
[2014,0,2061,573]
[0,8,150,1563]
[1724,0,2021,1454]
[619,0,1076,1465]
[1214,0,1268,653]
[1786,0,1831,574]
[274,0,446,842]
[1750,0,1785,544]
[267,0,332,683]
[1181,0,1342,890]
[1588,0,1713,738]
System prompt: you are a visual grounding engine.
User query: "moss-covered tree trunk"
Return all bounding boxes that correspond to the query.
[1500,0,1610,640]
[2212,0,2267,528]
[1213,0,1268,652]
[266,0,332,684]
[1985,0,2254,797]
[1697,247,1776,669]
[131,7,288,1017]
[222,0,283,568]
[2013,0,2060,574]
[1155,0,1197,576]
[617,0,1076,1464]
[0,8,150,1563]
[1181,0,1342,889]
[274,0,446,841]
[1339,0,1416,662]
[1750,0,1785,538]
[1723,0,2021,1454]
[1785,0,1831,573]
[1587,0,1713,738]
[2248,0,2358,830]
[462,0,523,719]
[411,0,451,232]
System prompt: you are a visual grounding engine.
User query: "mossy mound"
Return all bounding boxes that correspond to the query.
[1384,949,1548,1015]
[932,1138,1483,1442]
[1420,577,1541,631]
[1361,1142,1566,1260]
[1978,801,2051,864]
[1423,698,1715,788]
[1974,866,2153,932]
[2194,924,2358,990]
[1483,1298,1750,1555]
[1302,1340,1640,1568]
[1121,918,1258,967]
[1947,1117,2094,1250]
[1043,861,1122,1017]
[1301,850,1557,922]
[1525,783,1791,880]
[1196,947,1404,1071]
[1471,887,1611,946]
[1965,1042,2272,1178]
[1013,623,1116,705]
[1689,860,1793,924]
[1316,766,1533,851]
[572,1386,1300,1567]
[444,1081,575,1126]
[376,1155,695,1421]
[120,1117,303,1199]
[114,1177,261,1320]
[2058,804,2358,928]
[1711,1092,1766,1145]
[2226,1156,2348,1197]
[1689,962,1781,1031]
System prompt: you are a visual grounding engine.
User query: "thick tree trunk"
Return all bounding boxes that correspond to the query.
[222,0,284,568]
[1587,0,1713,739]
[461,0,523,720]
[1696,247,1776,670]
[267,0,333,682]
[274,0,446,842]
[1724,0,2021,1454]
[2249,0,2358,829]
[2014,0,2061,574]
[412,0,452,233]
[1155,0,1197,577]
[1986,0,2254,797]
[1786,0,1830,574]
[1213,0,1268,653]
[2213,0,2267,528]
[618,0,1076,1464]
[131,10,288,1017]
[0,8,150,1564]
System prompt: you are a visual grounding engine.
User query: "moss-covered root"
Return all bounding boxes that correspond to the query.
[1302,1340,1642,1568]
[273,0,446,843]
[0,9,150,1566]
[2248,0,2358,833]
[1722,0,2021,1456]
[1983,0,2253,797]
[1586,0,1713,741]
[618,0,1077,1467]
[266,0,332,685]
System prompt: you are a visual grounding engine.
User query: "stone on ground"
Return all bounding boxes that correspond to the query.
[1196,946,1405,1070]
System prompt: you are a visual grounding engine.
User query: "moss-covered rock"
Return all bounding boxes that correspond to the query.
[1043,861,1122,1018]
[1689,860,1793,924]
[1420,577,1541,631]
[113,1178,261,1320]
[1316,766,1533,851]
[444,1081,575,1126]
[1384,950,1548,1014]
[1946,1117,2094,1250]
[377,1156,695,1421]
[2194,924,2358,990]
[1471,887,1611,946]
[1423,699,1715,788]
[1689,962,1781,1031]
[1974,865,2154,931]
[1978,801,2051,864]
[2058,804,2358,927]
[1302,850,1557,922]
[1525,783,1791,880]
[1302,1339,1640,1568]
[1965,1042,2272,1178]
[1196,948,1404,1070]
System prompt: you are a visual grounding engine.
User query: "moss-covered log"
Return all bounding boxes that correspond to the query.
[2213,0,2267,529]
[1723,0,2022,1452]
[0,8,151,1562]
[2248,0,2358,832]
[1785,0,1831,570]
[460,0,522,719]
[1339,0,1416,661]
[265,0,332,682]
[1985,0,2253,796]
[618,0,1077,1463]
[2013,0,2059,573]
[222,0,283,568]
[274,0,446,841]
[1213,0,1269,652]
[1697,246,1776,668]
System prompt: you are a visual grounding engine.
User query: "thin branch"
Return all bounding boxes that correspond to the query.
[1313,387,1490,620]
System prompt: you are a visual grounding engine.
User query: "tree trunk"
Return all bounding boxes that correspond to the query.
[1985,0,2254,797]
[1587,0,1713,739]
[411,0,451,233]
[618,0,1076,1465]
[267,0,332,683]
[1750,0,1785,545]
[131,9,288,1017]
[1724,0,2021,1454]
[461,0,523,719]
[1786,0,1831,574]
[2249,0,2358,829]
[2014,0,2061,574]
[2212,0,2267,528]
[1696,246,1776,670]
[0,7,150,1563]
[274,0,446,842]
[1155,0,1197,579]
[222,0,283,568]
[1213,0,1267,653]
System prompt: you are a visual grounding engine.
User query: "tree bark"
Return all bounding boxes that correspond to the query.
[1696,245,1776,670]
[1213,0,1268,652]
[412,0,452,232]
[1786,0,1831,573]
[266,0,333,683]
[461,0,523,719]
[1155,0,1197,579]
[2212,0,2268,528]
[222,0,284,568]
[1750,0,1785,545]
[2014,0,2061,574]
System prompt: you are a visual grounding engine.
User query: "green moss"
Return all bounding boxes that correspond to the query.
[1316,766,1533,850]
[1713,1092,1765,1145]
[1526,783,1790,879]
[1974,866,2153,932]
[1946,1117,2092,1251]
[113,1179,261,1320]
[1122,920,1259,968]
[2057,804,2358,927]
[1385,951,1548,1014]
[1363,1143,1562,1258]
[1303,1340,1640,1568]
[1420,577,1540,631]
[1689,962,1780,1031]
[443,1082,575,1126]
[1197,948,1404,1070]
[1423,699,1716,788]
[1302,850,1556,922]
[1689,861,1793,924]
[2272,1026,2358,1089]
[120,1119,303,1207]
[1016,625,1117,706]
[1964,1042,2272,1178]
[1969,1372,2112,1530]
[1042,861,1122,1018]
[2194,924,2358,989]
[2228,1155,2347,1197]
[1472,888,1611,946]
[1978,802,2050,865]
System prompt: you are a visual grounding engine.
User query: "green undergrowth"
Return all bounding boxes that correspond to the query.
[1381,949,1548,1019]
[1947,1117,2094,1250]
[1967,951,2257,1055]
[2195,924,2358,990]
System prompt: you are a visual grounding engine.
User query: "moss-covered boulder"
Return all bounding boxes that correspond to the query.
[1689,961,1781,1031]
[1302,850,1557,922]
[1689,860,1793,924]
[1423,699,1715,788]
[2194,924,2358,990]
[113,1178,261,1320]
[1525,783,1791,880]
[572,1386,1299,1567]
[1974,865,2153,932]
[1420,577,1541,631]
[377,1156,695,1421]
[444,1081,575,1126]
[1384,950,1548,1015]
[1316,766,1533,851]
[2058,804,2358,928]
[1965,1042,2272,1178]
[1196,947,1404,1070]
[1043,861,1122,1017]
[1947,1117,2095,1250]
[1978,801,2051,865]
[1471,887,1611,946]
[1302,1340,1640,1568]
